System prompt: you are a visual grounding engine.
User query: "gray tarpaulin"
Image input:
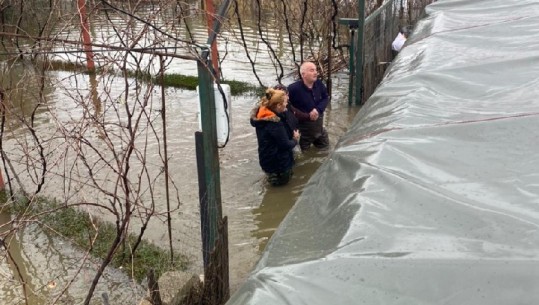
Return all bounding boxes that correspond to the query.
[227,0,539,304]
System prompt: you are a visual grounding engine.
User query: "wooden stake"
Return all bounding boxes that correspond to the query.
[205,0,220,79]
[78,0,95,72]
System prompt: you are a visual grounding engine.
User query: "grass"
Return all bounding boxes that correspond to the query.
[45,59,262,96]
[6,194,188,282]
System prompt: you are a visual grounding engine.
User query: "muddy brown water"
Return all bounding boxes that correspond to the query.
[0,70,358,304]
[0,2,361,304]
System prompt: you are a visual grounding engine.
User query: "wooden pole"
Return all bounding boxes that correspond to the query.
[205,0,220,79]
[0,166,4,191]
[0,90,5,191]
[160,56,174,264]
[78,0,95,72]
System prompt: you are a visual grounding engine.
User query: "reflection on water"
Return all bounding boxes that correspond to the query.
[0,61,55,134]
[250,72,358,258]
[0,209,144,305]
[252,149,329,252]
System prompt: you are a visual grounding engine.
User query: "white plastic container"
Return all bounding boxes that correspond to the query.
[197,83,231,146]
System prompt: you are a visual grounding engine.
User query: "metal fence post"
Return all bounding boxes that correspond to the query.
[355,0,366,106]
[196,48,223,259]
[348,28,356,105]
[338,18,360,105]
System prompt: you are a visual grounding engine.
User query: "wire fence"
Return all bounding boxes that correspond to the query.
[362,0,435,102]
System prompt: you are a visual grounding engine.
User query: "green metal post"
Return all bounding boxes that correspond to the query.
[348,29,355,106]
[355,0,366,105]
[339,18,360,106]
[197,47,223,251]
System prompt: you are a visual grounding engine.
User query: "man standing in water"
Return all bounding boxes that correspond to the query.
[288,61,330,151]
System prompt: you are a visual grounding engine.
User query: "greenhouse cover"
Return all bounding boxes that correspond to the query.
[227,0,539,304]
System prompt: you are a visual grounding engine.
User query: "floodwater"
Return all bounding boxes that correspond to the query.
[0,2,361,304]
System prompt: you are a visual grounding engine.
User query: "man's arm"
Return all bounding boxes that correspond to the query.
[315,80,329,114]
[289,104,310,122]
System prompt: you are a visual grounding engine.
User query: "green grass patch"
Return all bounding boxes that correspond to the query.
[158,73,261,95]
[6,194,188,282]
[43,60,87,73]
[45,59,262,95]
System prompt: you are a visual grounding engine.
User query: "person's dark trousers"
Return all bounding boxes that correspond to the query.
[298,117,329,150]
[267,169,293,186]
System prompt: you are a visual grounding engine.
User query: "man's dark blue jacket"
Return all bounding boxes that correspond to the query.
[287,79,329,115]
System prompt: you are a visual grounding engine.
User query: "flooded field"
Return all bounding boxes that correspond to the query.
[0,69,358,304]
[0,1,361,303]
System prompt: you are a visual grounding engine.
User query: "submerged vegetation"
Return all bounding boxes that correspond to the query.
[159,73,261,96]
[45,59,261,96]
[5,193,188,282]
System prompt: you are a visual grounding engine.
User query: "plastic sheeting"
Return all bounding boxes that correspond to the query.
[227,0,539,304]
